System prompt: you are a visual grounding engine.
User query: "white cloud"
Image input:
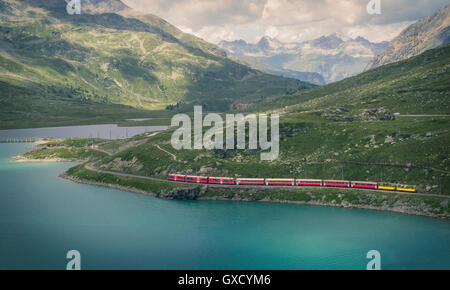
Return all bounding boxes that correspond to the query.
[192,26,240,43]
[264,26,279,38]
[122,0,449,43]
[344,21,415,43]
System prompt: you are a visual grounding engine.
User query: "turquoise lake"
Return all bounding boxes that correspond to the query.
[0,143,449,270]
[0,124,168,139]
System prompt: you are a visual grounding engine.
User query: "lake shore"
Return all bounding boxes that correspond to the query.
[12,136,449,221]
[12,155,85,163]
[61,172,153,197]
[61,170,450,221]
[3,142,449,270]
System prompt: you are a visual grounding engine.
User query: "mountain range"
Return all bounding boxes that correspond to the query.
[1,0,449,130]
[0,0,313,122]
[365,4,450,71]
[219,34,388,84]
[257,43,450,115]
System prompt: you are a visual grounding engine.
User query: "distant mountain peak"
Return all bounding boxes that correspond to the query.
[231,39,248,45]
[355,36,368,42]
[330,32,349,40]
[311,34,345,50]
[257,36,282,50]
[259,36,280,42]
[219,32,389,84]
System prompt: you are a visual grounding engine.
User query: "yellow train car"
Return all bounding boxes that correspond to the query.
[396,187,417,193]
[378,185,396,191]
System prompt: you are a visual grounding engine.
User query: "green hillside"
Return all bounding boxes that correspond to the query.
[78,112,446,195]
[30,45,447,195]
[0,0,313,128]
[253,44,450,116]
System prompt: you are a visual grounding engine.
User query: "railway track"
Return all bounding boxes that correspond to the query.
[81,163,446,197]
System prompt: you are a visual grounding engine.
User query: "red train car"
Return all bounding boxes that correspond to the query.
[186,176,209,183]
[222,178,236,185]
[323,180,350,188]
[199,176,209,184]
[208,177,222,184]
[236,178,265,185]
[185,176,198,183]
[266,179,295,186]
[351,181,378,189]
[295,179,323,186]
[208,177,236,185]
[168,174,186,182]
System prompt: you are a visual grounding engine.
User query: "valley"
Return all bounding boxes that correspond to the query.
[2,1,449,221]
[0,0,313,128]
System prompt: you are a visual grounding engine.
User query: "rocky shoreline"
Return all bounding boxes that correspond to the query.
[61,173,449,221]
[199,196,450,220]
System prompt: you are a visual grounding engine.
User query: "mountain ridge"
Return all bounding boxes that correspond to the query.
[0,0,313,122]
[253,44,450,116]
[365,4,450,71]
[220,34,388,83]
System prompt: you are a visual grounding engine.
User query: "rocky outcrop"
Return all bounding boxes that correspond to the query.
[197,187,449,220]
[101,157,143,172]
[321,107,395,122]
[365,4,450,70]
[157,186,205,200]
[358,107,395,121]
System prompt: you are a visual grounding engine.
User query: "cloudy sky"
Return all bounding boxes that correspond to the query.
[122,0,449,44]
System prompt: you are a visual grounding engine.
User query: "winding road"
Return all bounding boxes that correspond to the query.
[153,144,178,161]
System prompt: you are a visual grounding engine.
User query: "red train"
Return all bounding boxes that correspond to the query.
[167,174,382,191]
[323,180,350,188]
[237,178,265,185]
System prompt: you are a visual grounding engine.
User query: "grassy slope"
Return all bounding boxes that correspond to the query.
[252,44,450,115]
[21,45,450,194]
[0,0,314,129]
[91,114,448,195]
[76,46,449,195]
